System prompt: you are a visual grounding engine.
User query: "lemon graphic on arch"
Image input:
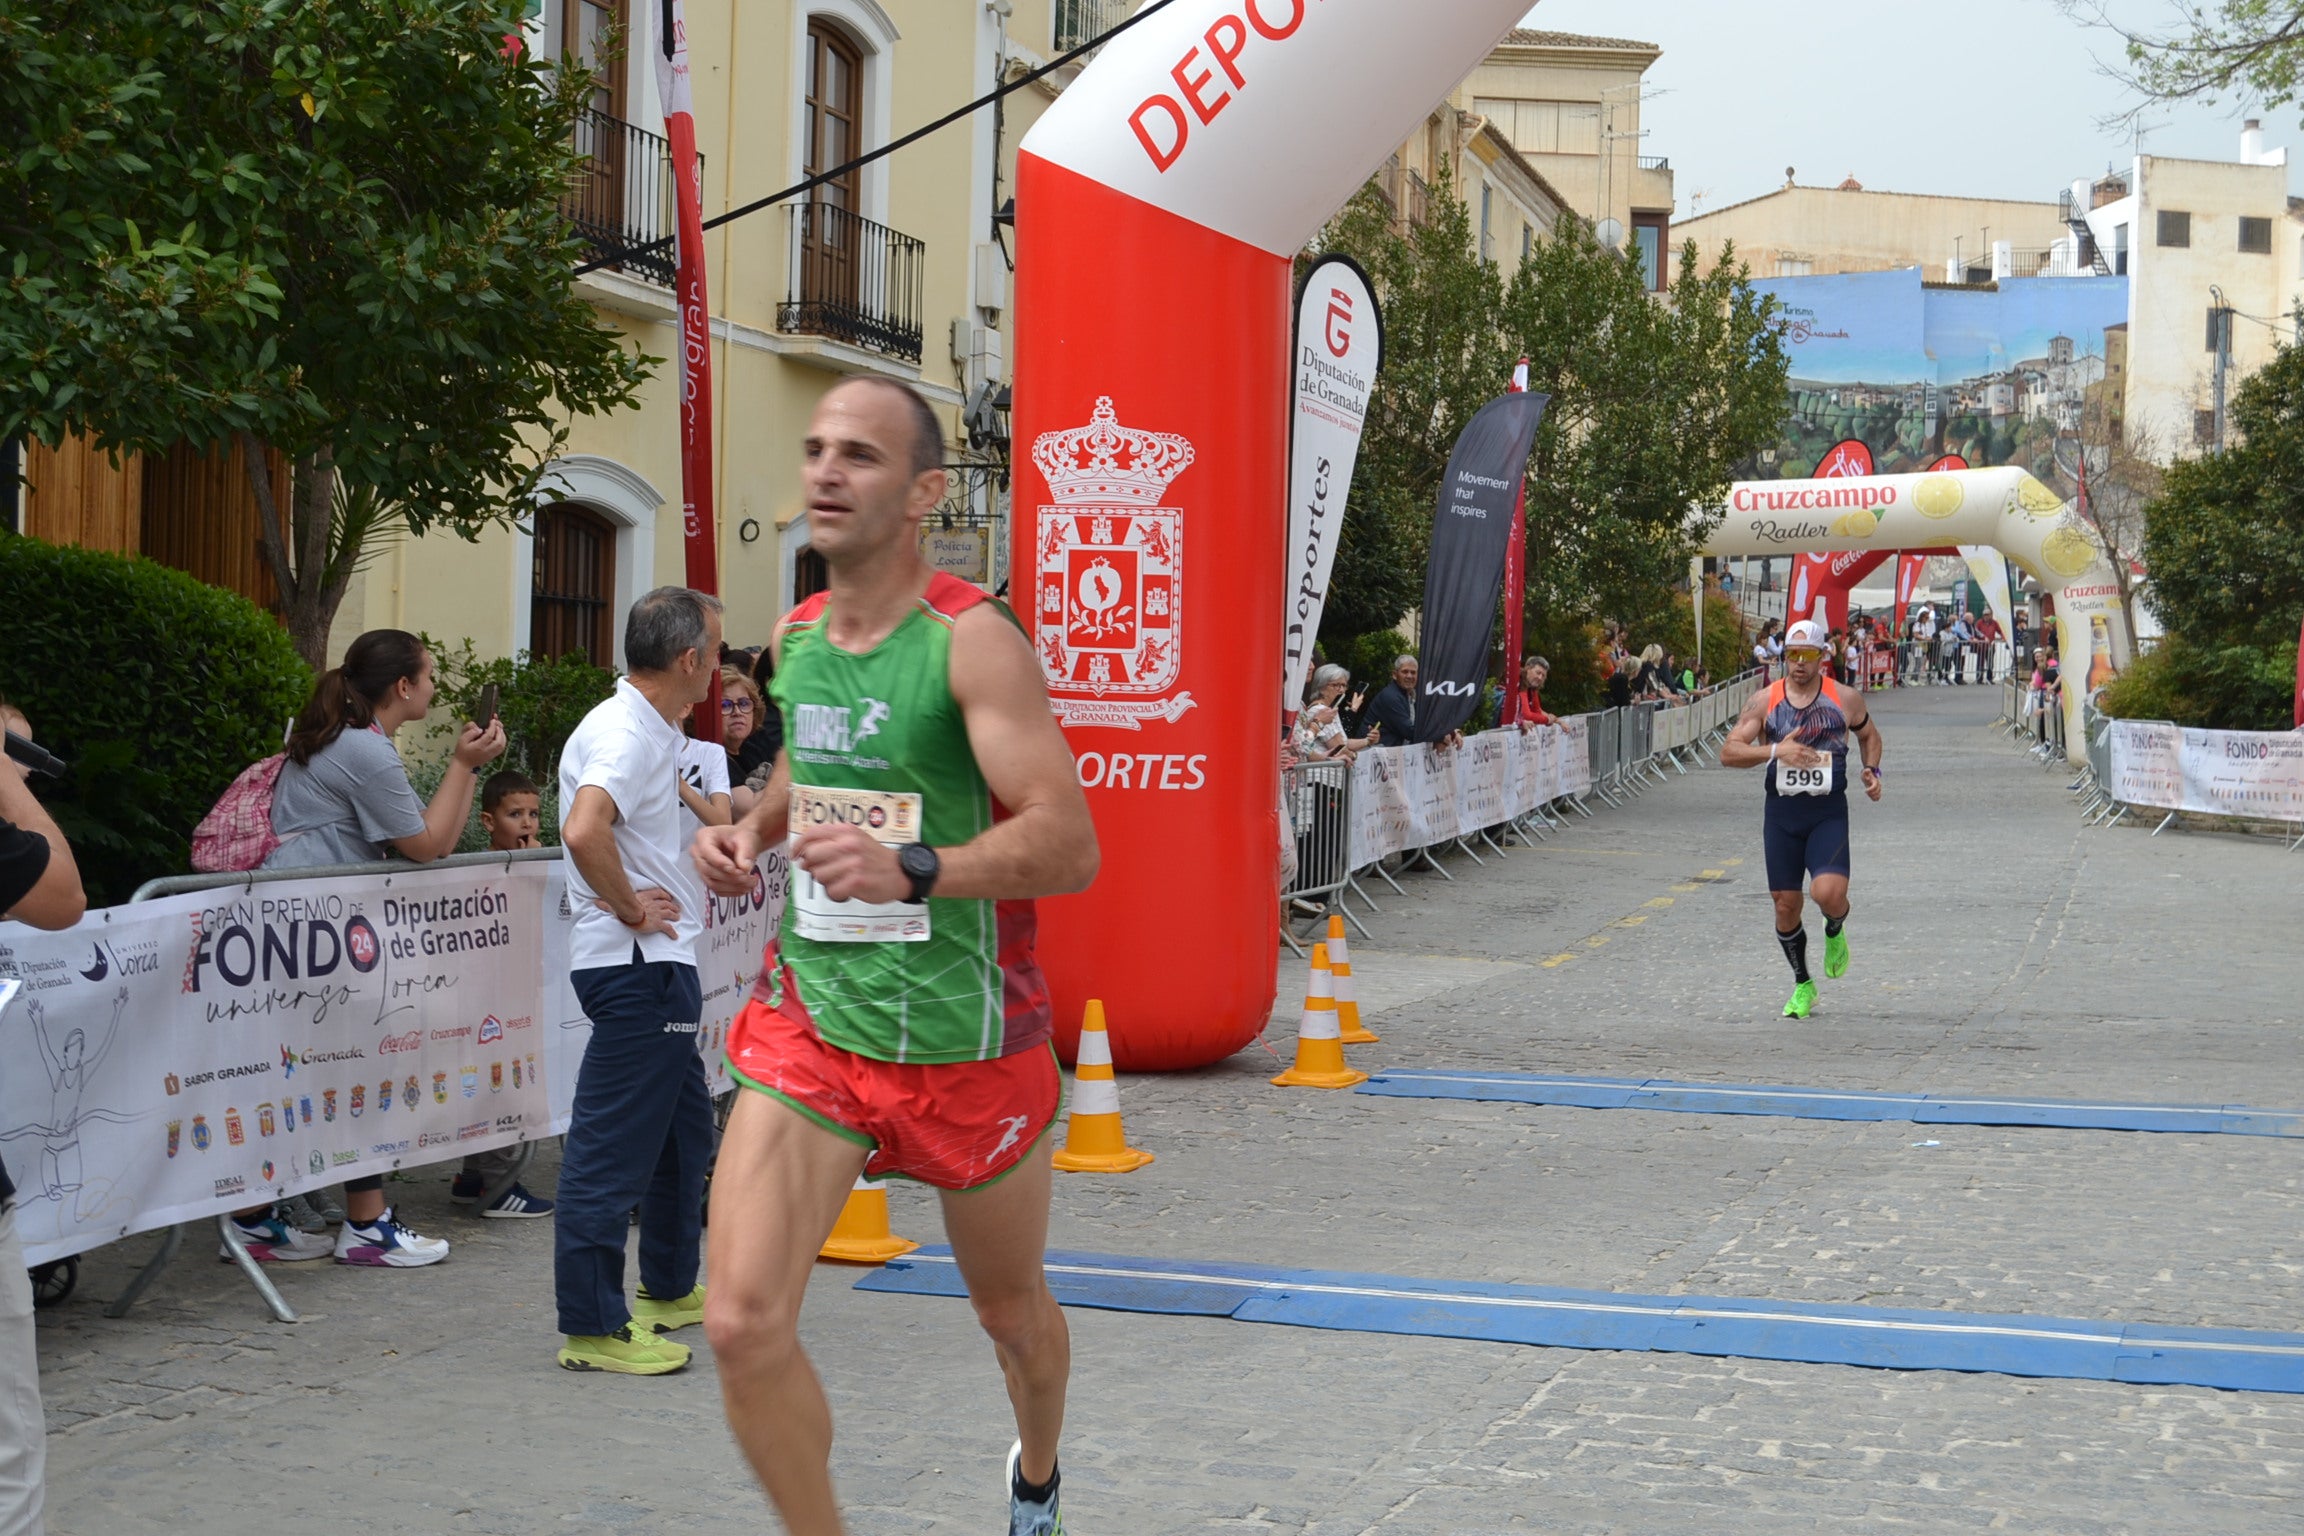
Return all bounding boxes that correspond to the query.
[2040,523,2097,578]
[1913,475,1963,519]
[2014,476,2065,518]
[1829,509,1878,537]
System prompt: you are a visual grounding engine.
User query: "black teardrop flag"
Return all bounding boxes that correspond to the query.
[1414,391,1549,743]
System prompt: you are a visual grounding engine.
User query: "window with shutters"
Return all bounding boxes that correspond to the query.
[2157,210,2190,247]
[2239,215,2271,254]
[531,502,617,667]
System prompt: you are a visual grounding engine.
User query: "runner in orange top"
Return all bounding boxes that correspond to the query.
[1720,618,1885,1018]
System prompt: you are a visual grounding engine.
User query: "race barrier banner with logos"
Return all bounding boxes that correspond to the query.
[1346,717,1592,868]
[2106,720,2304,824]
[0,854,785,1270]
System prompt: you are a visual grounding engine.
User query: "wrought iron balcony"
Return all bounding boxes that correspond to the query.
[564,108,693,287]
[779,201,926,363]
[1055,0,1138,55]
[1637,154,1670,171]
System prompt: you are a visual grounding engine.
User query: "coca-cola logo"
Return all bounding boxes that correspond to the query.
[377,1030,424,1054]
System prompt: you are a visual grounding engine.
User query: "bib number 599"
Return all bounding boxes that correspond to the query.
[1779,763,1831,796]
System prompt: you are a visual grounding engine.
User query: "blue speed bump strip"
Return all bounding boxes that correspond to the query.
[1355,1068,2304,1137]
[856,1248,2304,1395]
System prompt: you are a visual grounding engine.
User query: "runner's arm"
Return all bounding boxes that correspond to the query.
[781,604,1097,905]
[1717,690,1773,769]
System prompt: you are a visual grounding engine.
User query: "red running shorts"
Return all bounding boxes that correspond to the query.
[724,998,1059,1191]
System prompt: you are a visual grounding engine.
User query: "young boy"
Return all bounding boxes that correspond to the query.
[449,770,555,1217]
[480,768,543,850]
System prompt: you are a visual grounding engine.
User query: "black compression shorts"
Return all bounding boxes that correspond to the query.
[1763,792,1852,891]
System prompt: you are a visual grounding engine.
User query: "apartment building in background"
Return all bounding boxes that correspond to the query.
[2066,128,2302,453]
[1451,29,1674,287]
[1674,178,2067,282]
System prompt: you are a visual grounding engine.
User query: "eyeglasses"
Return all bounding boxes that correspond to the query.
[719,698,754,715]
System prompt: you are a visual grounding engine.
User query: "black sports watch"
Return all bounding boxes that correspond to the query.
[897,843,941,903]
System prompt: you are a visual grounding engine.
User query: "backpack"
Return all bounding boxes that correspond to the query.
[191,755,289,872]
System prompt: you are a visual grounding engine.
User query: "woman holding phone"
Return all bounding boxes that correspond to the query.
[231,629,506,1270]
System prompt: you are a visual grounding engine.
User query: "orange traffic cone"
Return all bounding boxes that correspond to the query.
[1271,942,1369,1090]
[818,1175,918,1264]
[1053,1000,1154,1173]
[1326,915,1378,1044]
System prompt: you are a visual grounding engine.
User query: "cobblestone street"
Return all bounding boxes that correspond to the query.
[32,685,2304,1533]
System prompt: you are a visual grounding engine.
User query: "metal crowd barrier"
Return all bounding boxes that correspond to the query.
[1279,757,1357,954]
[1332,669,1764,929]
[104,848,563,1324]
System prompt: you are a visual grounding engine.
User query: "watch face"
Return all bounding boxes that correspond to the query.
[900,844,938,880]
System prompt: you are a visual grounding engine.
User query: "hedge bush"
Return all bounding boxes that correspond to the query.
[0,536,311,904]
[2099,635,2299,732]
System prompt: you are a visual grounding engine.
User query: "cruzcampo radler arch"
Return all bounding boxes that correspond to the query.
[1702,466,2129,764]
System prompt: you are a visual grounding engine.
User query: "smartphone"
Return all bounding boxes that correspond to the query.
[473,684,500,731]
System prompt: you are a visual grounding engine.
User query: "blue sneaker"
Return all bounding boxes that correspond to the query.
[480,1183,555,1220]
[1006,1441,1063,1536]
[333,1206,450,1268]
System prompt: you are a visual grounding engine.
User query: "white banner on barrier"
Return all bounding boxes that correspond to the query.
[1345,718,1596,868]
[2109,719,2304,821]
[0,864,545,1267]
[0,852,791,1270]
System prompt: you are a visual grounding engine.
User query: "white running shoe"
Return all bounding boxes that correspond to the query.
[333,1206,450,1268]
[221,1210,333,1264]
[1005,1440,1063,1536]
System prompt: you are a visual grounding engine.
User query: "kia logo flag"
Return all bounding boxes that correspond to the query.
[1414,391,1548,743]
[1282,254,1383,720]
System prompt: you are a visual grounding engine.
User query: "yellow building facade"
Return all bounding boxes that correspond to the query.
[330,0,1100,665]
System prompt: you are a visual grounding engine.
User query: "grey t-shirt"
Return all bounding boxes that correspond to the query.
[262,725,428,870]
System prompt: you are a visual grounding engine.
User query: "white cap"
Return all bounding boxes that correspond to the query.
[1783,618,1829,650]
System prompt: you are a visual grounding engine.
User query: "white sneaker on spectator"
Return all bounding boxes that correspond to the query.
[222,1211,334,1264]
[334,1206,451,1268]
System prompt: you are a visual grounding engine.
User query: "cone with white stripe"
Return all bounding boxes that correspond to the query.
[1271,943,1369,1089]
[1326,915,1378,1044]
[1053,999,1154,1173]
[818,1175,918,1265]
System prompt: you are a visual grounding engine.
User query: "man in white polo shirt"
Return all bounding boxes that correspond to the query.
[554,585,724,1375]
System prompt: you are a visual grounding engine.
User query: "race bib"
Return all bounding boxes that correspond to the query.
[1777,761,1832,797]
[789,784,930,943]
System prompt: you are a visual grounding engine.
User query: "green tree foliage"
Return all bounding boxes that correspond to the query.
[2065,0,2304,121]
[0,536,311,904]
[0,1,654,665]
[1304,178,1786,669]
[2099,634,2299,730]
[2141,339,2304,651]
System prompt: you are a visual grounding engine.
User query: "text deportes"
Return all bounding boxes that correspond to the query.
[1127,0,1318,173]
[1074,752,1209,791]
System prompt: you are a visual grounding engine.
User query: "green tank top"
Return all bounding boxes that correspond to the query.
[755,574,1052,1064]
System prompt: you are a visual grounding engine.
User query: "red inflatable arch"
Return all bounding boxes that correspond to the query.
[1010,0,1532,1069]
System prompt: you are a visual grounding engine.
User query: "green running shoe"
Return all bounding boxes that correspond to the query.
[1783,979,1817,1019]
[632,1283,705,1334]
[558,1322,691,1375]
[1823,928,1850,979]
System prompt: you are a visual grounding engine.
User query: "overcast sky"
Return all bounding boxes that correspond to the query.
[1521,0,2297,216]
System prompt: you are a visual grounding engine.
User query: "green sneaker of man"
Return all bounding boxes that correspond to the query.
[559,1323,692,1375]
[632,1283,706,1334]
[1823,928,1850,979]
[1783,979,1817,1019]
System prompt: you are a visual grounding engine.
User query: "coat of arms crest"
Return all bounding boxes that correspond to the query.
[1032,397,1196,729]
